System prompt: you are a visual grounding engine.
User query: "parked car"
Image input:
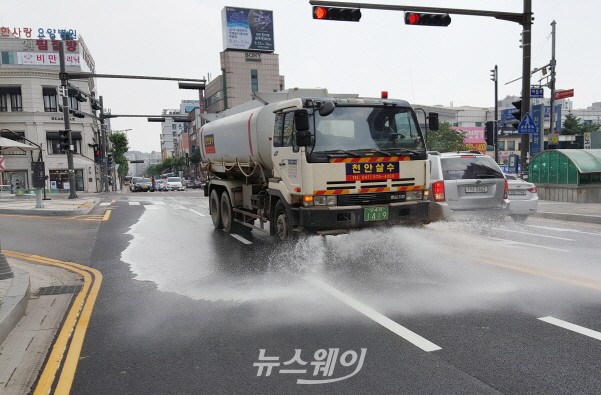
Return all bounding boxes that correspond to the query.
[130,177,152,192]
[505,174,538,221]
[428,151,509,221]
[166,177,185,191]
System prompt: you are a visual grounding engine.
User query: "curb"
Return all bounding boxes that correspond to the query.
[535,212,601,225]
[0,266,30,346]
[0,199,100,216]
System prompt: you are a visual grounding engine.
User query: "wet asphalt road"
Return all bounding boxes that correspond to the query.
[3,191,601,394]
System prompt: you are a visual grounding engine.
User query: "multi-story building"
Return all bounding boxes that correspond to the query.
[0,33,100,193]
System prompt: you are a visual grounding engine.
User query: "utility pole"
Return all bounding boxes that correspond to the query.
[519,0,533,179]
[548,20,557,145]
[58,41,78,199]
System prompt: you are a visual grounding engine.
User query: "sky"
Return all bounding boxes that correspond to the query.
[2,0,600,153]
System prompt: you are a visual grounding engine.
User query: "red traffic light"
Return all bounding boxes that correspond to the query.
[313,6,361,22]
[406,13,420,25]
[404,12,451,27]
[313,6,328,20]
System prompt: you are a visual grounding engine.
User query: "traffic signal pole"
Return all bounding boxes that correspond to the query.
[58,41,78,199]
[311,0,533,175]
[520,0,532,179]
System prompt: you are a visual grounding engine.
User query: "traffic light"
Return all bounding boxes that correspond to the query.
[490,68,497,82]
[94,147,101,164]
[90,98,102,111]
[511,99,522,130]
[70,109,85,118]
[485,121,494,146]
[313,6,361,22]
[405,12,451,26]
[59,130,70,152]
[107,152,113,167]
[69,89,87,103]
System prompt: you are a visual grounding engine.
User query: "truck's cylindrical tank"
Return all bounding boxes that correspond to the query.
[200,99,302,174]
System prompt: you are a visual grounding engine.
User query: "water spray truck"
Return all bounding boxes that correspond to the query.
[200,89,439,241]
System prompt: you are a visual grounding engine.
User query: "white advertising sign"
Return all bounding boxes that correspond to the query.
[17,52,80,66]
[584,132,592,149]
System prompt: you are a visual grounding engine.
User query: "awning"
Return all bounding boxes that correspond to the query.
[0,136,37,152]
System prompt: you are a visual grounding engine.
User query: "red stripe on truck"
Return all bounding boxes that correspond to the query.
[247,113,254,157]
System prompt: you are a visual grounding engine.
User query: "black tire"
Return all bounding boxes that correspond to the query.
[210,189,222,229]
[511,215,528,222]
[274,201,294,242]
[220,192,241,234]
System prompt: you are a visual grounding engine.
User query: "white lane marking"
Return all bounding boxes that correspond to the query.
[128,202,140,206]
[171,205,187,210]
[189,209,206,217]
[99,202,111,206]
[527,224,601,236]
[305,277,441,352]
[486,237,570,252]
[538,316,601,341]
[492,228,575,241]
[230,233,253,245]
[144,205,159,210]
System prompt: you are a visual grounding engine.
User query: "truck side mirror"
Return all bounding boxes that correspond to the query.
[428,112,439,131]
[296,130,312,147]
[294,109,309,131]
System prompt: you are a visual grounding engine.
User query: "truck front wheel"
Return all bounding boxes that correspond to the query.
[210,189,222,229]
[274,201,293,241]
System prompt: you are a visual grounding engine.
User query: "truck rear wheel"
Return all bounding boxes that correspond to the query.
[210,189,222,229]
[274,201,294,242]
[220,192,241,234]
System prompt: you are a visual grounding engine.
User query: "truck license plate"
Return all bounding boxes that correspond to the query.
[364,207,388,221]
[465,186,488,193]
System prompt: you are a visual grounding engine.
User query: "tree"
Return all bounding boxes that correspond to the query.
[426,122,467,152]
[562,113,601,135]
[109,131,129,185]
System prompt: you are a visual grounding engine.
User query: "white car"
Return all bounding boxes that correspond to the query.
[166,177,185,191]
[505,174,538,221]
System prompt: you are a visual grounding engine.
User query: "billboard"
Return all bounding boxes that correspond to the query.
[222,7,274,52]
[453,126,487,153]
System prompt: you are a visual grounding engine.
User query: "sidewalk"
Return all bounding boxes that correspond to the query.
[0,191,102,216]
[0,255,82,394]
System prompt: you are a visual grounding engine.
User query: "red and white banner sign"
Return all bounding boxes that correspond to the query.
[554,89,574,100]
[0,156,5,171]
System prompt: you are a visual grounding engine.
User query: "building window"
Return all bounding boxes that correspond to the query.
[506,141,515,151]
[46,131,82,154]
[475,122,482,127]
[43,87,58,112]
[67,90,80,111]
[49,169,84,191]
[251,69,259,93]
[497,141,505,151]
[1,51,16,64]
[0,87,22,111]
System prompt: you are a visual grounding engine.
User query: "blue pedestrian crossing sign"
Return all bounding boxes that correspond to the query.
[518,112,538,134]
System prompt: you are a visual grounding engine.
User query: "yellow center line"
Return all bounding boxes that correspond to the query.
[446,247,601,293]
[3,250,103,395]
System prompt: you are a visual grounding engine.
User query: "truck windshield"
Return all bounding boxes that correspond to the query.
[309,106,425,155]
